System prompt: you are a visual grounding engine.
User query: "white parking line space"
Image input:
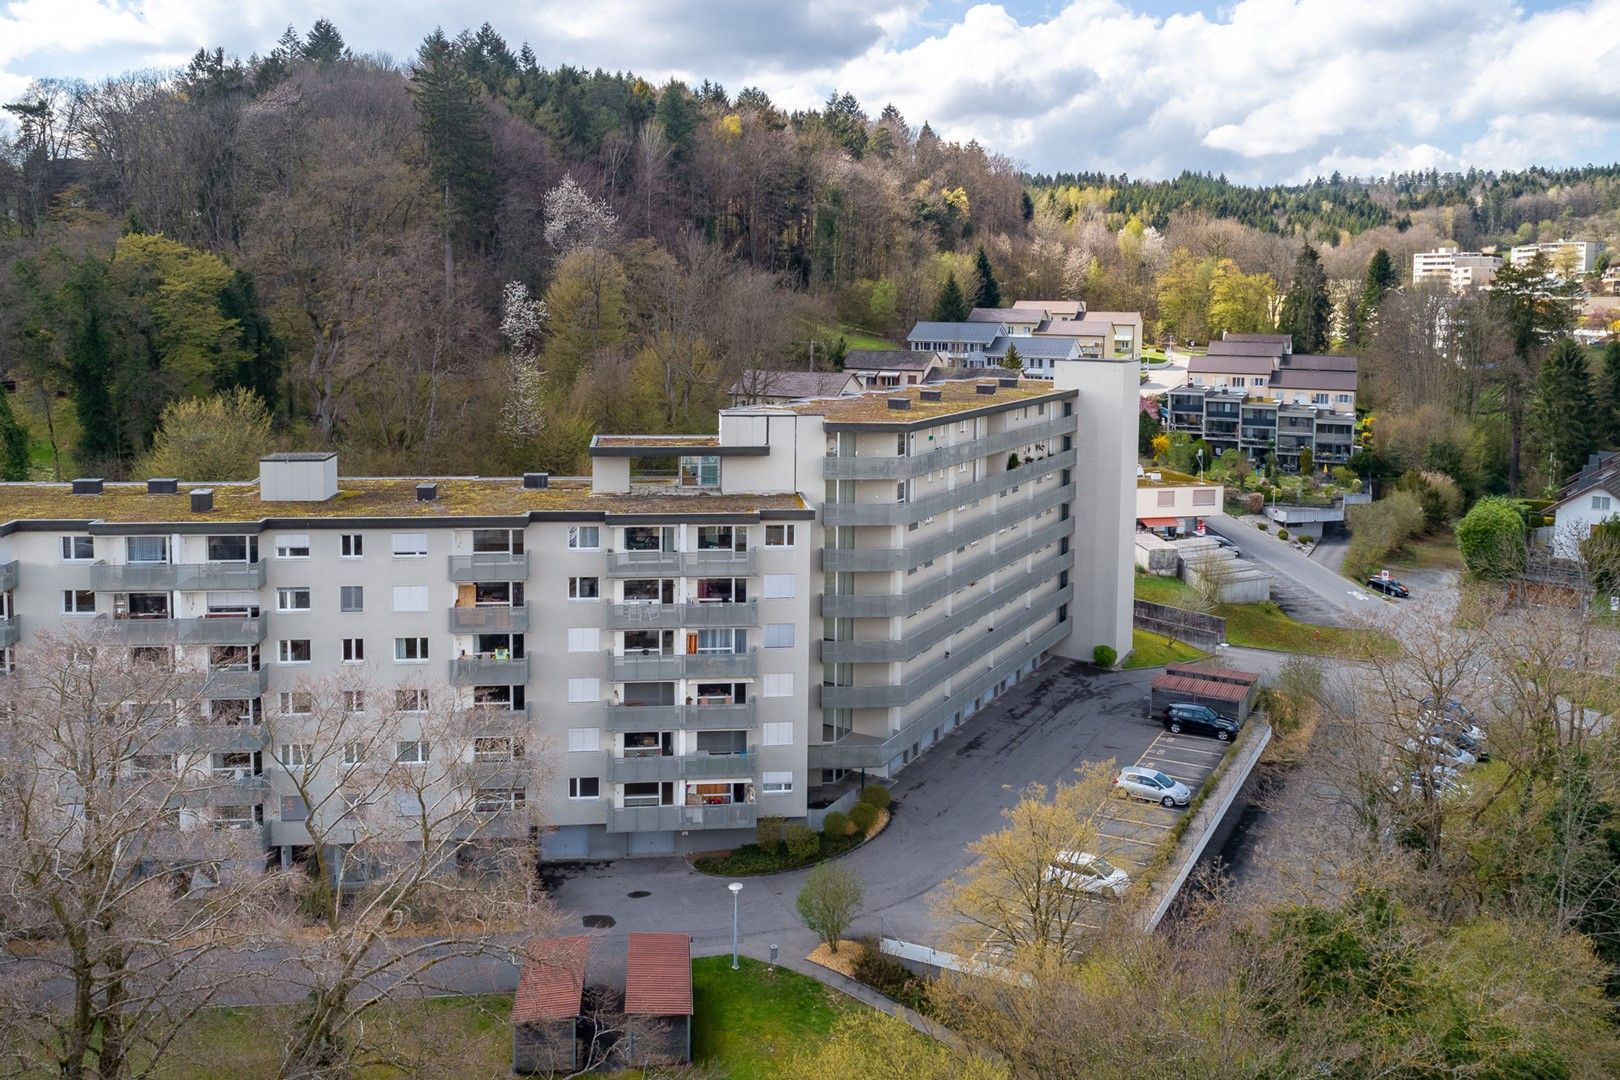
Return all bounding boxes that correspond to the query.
[1156,741,1226,757]
[1140,755,1218,772]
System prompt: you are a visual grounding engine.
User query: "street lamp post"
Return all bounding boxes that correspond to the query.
[729,881,743,970]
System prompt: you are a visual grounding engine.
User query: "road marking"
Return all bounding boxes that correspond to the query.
[1095,832,1162,848]
[1100,816,1173,831]
[1155,741,1226,757]
[1349,589,1369,600]
[1139,755,1217,771]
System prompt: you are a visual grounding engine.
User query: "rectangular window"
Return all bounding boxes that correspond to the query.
[394,637,429,662]
[395,740,430,765]
[762,771,793,795]
[340,534,363,558]
[275,534,311,559]
[763,575,796,599]
[567,628,600,653]
[277,639,311,664]
[126,536,168,564]
[763,623,794,648]
[677,455,720,488]
[762,721,794,746]
[567,678,600,703]
[60,535,94,561]
[695,628,746,654]
[343,742,366,765]
[277,587,311,612]
[763,673,794,698]
[1594,495,1612,511]
[206,535,256,562]
[277,691,312,715]
[1312,393,1329,405]
[343,690,366,714]
[569,576,600,600]
[391,586,429,613]
[342,637,364,663]
[395,688,428,712]
[339,586,363,612]
[61,589,96,615]
[390,533,428,558]
[279,743,313,767]
[765,524,796,547]
[568,776,601,799]
[567,728,600,752]
[1336,393,1352,404]
[567,526,600,550]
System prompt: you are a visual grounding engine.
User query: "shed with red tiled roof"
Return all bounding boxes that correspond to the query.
[621,933,693,1066]
[511,935,588,1074]
[1150,661,1261,722]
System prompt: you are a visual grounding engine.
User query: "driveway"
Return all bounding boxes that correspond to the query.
[1203,514,1386,625]
[1140,350,1191,394]
[548,659,1168,963]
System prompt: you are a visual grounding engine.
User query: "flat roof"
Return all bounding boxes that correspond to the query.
[779,377,1071,426]
[588,435,768,457]
[623,932,693,1016]
[1136,468,1206,488]
[511,936,589,1023]
[0,477,808,526]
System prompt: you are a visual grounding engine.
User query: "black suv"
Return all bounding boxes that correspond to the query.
[1366,577,1410,598]
[1162,702,1240,741]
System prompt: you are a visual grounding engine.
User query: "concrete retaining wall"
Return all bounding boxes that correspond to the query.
[1132,599,1226,651]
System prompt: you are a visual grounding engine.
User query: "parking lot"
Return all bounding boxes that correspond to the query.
[1093,728,1229,873]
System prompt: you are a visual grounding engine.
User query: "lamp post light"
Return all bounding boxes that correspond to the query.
[1196,447,1204,480]
[729,881,743,970]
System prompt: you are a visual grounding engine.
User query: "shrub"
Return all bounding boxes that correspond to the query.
[1299,535,1313,546]
[821,810,851,839]
[1344,489,1425,580]
[850,938,932,1012]
[848,801,879,834]
[1093,644,1118,668]
[1007,453,1021,470]
[796,863,863,952]
[1457,497,1527,579]
[784,823,819,860]
[858,784,892,810]
[1277,528,1289,541]
[1257,522,1270,531]
[1245,491,1265,514]
[756,815,786,850]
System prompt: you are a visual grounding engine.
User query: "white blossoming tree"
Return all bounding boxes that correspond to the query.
[541,174,618,259]
[499,281,547,441]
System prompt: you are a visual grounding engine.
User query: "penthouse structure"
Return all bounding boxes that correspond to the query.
[0,362,1135,863]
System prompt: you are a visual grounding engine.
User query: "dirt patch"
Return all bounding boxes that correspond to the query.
[806,939,865,978]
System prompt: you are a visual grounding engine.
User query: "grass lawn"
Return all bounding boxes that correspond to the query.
[692,956,856,1079]
[1387,529,1463,572]
[1124,627,1208,669]
[1133,572,1396,658]
[819,323,900,352]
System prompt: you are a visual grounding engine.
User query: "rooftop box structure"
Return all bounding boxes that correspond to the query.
[259,452,338,502]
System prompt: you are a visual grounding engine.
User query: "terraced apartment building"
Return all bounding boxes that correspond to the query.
[0,358,1135,862]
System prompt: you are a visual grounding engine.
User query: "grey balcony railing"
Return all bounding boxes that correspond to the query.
[606,549,682,575]
[181,616,266,645]
[196,773,271,804]
[607,600,758,630]
[820,481,1072,573]
[822,448,1075,527]
[456,704,530,733]
[0,615,17,649]
[608,754,682,783]
[202,666,269,699]
[89,561,267,591]
[0,560,17,592]
[93,615,180,645]
[604,700,758,732]
[823,413,1073,480]
[606,549,758,577]
[607,648,757,682]
[606,802,758,833]
[449,655,530,685]
[604,750,755,782]
[680,750,756,779]
[152,722,268,755]
[448,605,529,633]
[447,553,529,582]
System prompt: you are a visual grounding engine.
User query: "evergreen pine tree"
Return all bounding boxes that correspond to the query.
[972,245,1002,309]
[656,80,697,164]
[64,260,121,463]
[1000,344,1022,371]
[931,273,970,322]
[1534,336,1599,482]
[0,384,29,481]
[1351,247,1397,348]
[1280,243,1331,354]
[1598,339,1620,446]
[411,31,496,252]
[301,19,349,65]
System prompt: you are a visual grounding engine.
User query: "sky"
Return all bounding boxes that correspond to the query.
[2,0,1618,184]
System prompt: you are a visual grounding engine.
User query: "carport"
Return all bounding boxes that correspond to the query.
[1150,661,1260,722]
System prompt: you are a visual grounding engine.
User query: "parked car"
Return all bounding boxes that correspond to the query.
[1210,535,1241,556]
[1402,734,1477,768]
[1162,702,1240,742]
[1044,851,1130,898]
[1421,698,1486,743]
[1391,764,1469,798]
[1428,720,1488,761]
[1115,767,1192,808]
[1366,577,1410,598]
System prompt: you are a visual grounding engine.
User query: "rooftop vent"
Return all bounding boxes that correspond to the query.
[416,482,438,502]
[998,376,1019,388]
[975,383,997,396]
[886,396,911,411]
[523,472,549,489]
[191,488,214,513]
[146,478,178,495]
[919,388,943,402]
[71,477,103,495]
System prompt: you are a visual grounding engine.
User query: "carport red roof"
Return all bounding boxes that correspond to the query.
[1152,673,1250,703]
[623,932,693,1016]
[511,935,588,1023]
[1166,662,1259,685]
[1139,517,1178,527]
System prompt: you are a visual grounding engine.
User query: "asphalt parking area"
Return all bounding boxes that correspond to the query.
[1093,729,1231,874]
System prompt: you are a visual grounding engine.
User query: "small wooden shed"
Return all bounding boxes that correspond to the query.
[620,932,693,1067]
[1151,661,1261,723]
[511,935,589,1074]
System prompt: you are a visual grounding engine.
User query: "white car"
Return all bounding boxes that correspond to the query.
[1115,767,1192,807]
[1045,851,1130,898]
[1391,764,1468,798]
[1402,735,1477,768]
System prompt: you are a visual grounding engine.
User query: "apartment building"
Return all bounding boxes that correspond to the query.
[1171,345,1358,472]
[1412,245,1502,290]
[0,363,1135,863]
[910,303,1141,373]
[1509,239,1605,279]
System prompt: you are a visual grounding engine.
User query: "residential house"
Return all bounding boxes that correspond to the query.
[1169,350,1358,471]
[983,334,1081,378]
[1012,299,1085,319]
[1549,451,1620,559]
[842,350,945,388]
[1135,468,1224,536]
[728,370,860,406]
[969,307,1043,334]
[905,321,1001,362]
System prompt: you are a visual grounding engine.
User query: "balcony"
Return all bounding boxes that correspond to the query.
[606,549,682,575]
[822,414,1073,480]
[604,701,758,732]
[606,802,758,833]
[608,754,681,783]
[606,600,758,630]
[0,560,16,591]
[447,553,528,582]
[197,773,271,804]
[821,448,1075,527]
[449,655,530,685]
[456,704,530,733]
[606,549,758,577]
[820,482,1072,573]
[89,560,267,591]
[448,605,529,633]
[607,648,757,681]
[182,617,267,645]
[202,666,269,698]
[152,722,268,755]
[611,751,756,783]
[0,615,16,649]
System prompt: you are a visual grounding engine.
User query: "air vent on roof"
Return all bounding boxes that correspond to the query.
[71,477,103,495]
[416,482,439,502]
[975,383,997,396]
[523,472,549,489]
[886,397,911,411]
[191,488,214,513]
[998,376,1019,388]
[147,478,178,495]
[919,388,943,402]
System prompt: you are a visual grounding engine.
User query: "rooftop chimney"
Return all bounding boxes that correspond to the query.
[523,472,549,489]
[146,478,178,495]
[416,482,439,502]
[975,383,997,396]
[886,396,911,411]
[258,452,338,502]
[71,478,103,495]
[191,488,214,513]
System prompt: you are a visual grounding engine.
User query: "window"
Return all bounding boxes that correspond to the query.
[678,455,720,488]
[339,586,363,612]
[342,638,364,663]
[695,628,746,654]
[763,623,795,648]
[340,534,363,558]
[567,727,600,753]
[278,691,313,715]
[126,536,168,564]
[343,690,366,714]
[279,743,313,767]
[567,628,600,653]
[60,535,94,561]
[394,637,429,662]
[762,771,793,795]
[395,688,428,712]
[569,576,600,600]
[391,586,429,613]
[1312,393,1329,405]
[763,673,794,698]
[61,589,96,615]
[567,678,600,703]
[472,528,524,556]
[567,526,600,550]
[390,533,428,558]
[395,740,430,765]
[1156,490,1175,508]
[1232,377,1246,388]
[1594,495,1612,511]
[207,535,257,562]
[568,777,601,799]
[277,639,311,664]
[1336,393,1352,404]
[763,575,796,599]
[277,587,311,612]
[762,721,794,746]
[342,742,366,765]
[765,524,796,547]
[275,534,311,559]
